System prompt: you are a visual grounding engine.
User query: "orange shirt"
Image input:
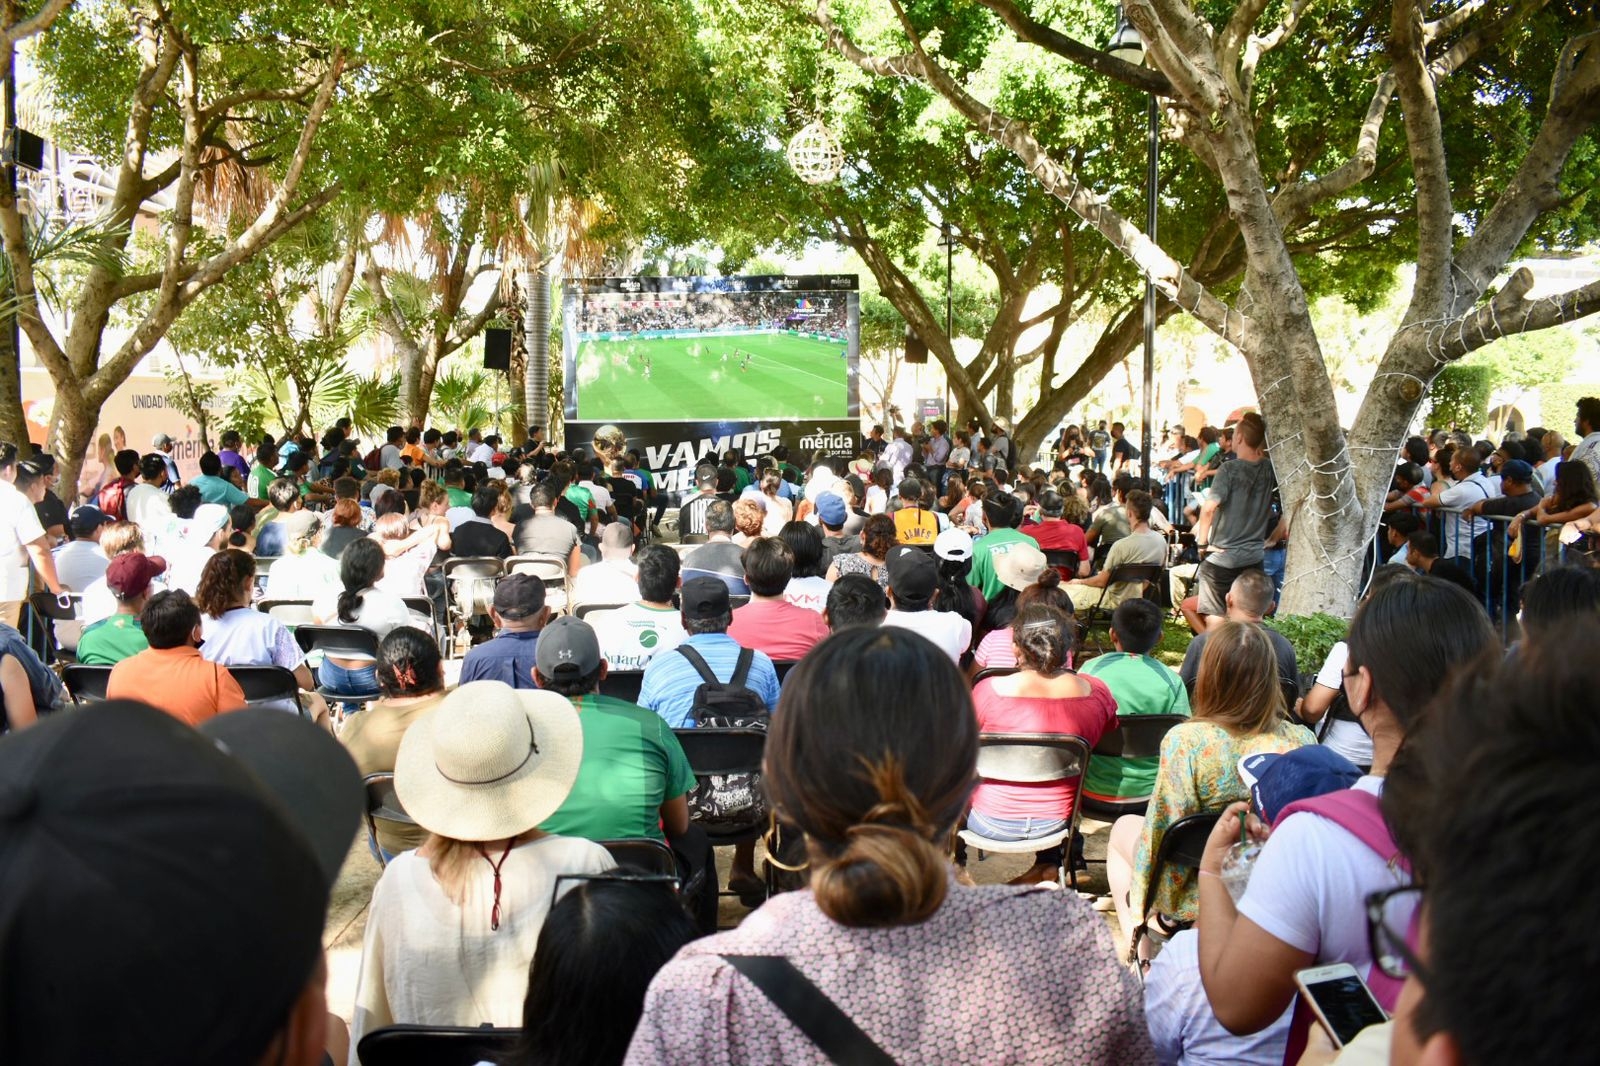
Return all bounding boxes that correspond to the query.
[401,443,427,467]
[107,646,248,727]
[893,506,939,546]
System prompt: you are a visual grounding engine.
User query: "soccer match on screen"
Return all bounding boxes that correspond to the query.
[568,279,857,422]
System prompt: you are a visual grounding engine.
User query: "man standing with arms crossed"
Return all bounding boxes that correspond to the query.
[1184,412,1276,633]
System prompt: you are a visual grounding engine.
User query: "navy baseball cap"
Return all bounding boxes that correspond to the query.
[1238,746,1363,826]
[1500,459,1535,484]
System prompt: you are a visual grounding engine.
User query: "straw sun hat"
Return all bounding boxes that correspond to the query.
[394,680,584,842]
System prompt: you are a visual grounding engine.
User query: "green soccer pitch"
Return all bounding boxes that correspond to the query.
[573,331,851,422]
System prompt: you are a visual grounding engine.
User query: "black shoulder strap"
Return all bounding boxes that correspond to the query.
[721,955,897,1066]
[729,646,754,689]
[675,644,720,687]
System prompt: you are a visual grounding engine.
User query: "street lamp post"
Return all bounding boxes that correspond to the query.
[1108,7,1157,486]
[937,220,956,421]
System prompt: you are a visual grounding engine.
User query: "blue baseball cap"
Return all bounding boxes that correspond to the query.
[1238,746,1363,826]
[814,492,847,528]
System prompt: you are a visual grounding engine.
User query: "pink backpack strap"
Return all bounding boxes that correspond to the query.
[1273,787,1409,1023]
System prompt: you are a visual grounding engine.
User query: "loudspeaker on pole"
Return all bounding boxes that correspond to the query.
[904,325,927,364]
[483,327,512,370]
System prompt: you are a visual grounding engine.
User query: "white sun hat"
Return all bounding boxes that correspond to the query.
[394,681,584,842]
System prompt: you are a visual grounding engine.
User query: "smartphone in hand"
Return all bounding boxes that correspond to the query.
[1294,963,1388,1049]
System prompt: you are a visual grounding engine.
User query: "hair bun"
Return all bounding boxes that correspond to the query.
[1036,568,1062,590]
[811,824,948,928]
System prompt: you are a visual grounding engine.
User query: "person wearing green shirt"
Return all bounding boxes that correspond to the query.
[75,551,163,665]
[248,442,278,501]
[1079,599,1190,800]
[967,494,1038,601]
[532,617,696,843]
[443,465,472,508]
[564,482,593,523]
[727,451,752,493]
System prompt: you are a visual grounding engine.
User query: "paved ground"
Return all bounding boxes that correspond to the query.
[322,818,1120,1026]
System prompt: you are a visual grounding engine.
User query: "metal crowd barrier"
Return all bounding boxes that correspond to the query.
[1374,506,1578,639]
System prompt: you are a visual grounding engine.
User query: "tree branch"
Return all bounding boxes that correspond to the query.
[971,0,1172,96]
[1388,0,1455,313]
[1452,30,1600,309]
[442,289,505,357]
[1437,270,1600,362]
[813,0,1250,348]
[1428,0,1548,80]
[0,0,72,49]
[1272,71,1395,226]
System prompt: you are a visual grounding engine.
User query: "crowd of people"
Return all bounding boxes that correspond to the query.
[580,292,849,337]
[3,399,1599,1066]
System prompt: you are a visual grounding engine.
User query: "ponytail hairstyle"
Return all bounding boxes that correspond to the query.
[766,628,977,928]
[337,537,385,624]
[375,625,444,698]
[1011,603,1075,676]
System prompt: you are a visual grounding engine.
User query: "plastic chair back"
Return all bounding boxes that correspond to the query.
[226,665,303,713]
[973,731,1089,784]
[672,726,767,777]
[355,1024,523,1066]
[574,601,629,619]
[970,666,1019,687]
[257,599,316,628]
[597,669,644,703]
[1091,714,1188,758]
[599,837,679,878]
[293,624,380,660]
[363,772,415,868]
[62,663,113,704]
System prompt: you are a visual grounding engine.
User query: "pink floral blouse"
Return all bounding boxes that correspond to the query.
[625,878,1155,1065]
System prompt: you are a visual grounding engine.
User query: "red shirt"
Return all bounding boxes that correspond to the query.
[970,675,1117,820]
[727,598,829,663]
[1023,520,1088,573]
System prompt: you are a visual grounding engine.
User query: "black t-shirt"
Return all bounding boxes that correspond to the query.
[35,490,68,534]
[555,496,585,531]
[1479,490,1540,518]
[450,519,512,559]
[1112,438,1140,461]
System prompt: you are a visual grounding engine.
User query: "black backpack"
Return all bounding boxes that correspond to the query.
[676,645,768,723]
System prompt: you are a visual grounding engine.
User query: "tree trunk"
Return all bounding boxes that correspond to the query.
[49,393,95,512]
[0,324,30,448]
[523,260,551,436]
[994,356,1014,427]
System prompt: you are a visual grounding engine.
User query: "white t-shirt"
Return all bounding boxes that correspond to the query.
[578,479,613,512]
[52,540,108,593]
[311,586,426,655]
[1145,930,1291,1066]
[1311,642,1373,767]
[380,443,404,471]
[882,609,972,663]
[348,836,614,1062]
[571,558,640,609]
[125,483,173,540]
[268,550,343,602]
[783,576,831,614]
[168,545,216,597]
[466,442,494,464]
[591,602,687,672]
[1236,777,1412,983]
[1436,473,1494,556]
[0,479,46,601]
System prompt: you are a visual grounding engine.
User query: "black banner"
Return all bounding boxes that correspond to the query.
[566,419,859,500]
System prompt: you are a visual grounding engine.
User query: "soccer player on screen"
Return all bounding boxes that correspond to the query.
[740,351,751,372]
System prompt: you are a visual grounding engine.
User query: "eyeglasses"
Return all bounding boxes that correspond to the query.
[1366,883,1427,981]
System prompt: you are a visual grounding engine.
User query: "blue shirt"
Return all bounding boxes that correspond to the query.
[0,623,66,725]
[637,632,780,729]
[191,474,248,507]
[459,628,541,688]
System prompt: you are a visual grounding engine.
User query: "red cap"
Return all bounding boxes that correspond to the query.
[105,552,168,599]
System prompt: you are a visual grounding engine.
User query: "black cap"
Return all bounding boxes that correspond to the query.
[493,573,547,621]
[68,505,115,538]
[0,702,341,1064]
[681,576,731,619]
[886,545,938,608]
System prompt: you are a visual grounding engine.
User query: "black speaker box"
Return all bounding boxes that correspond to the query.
[483,327,512,370]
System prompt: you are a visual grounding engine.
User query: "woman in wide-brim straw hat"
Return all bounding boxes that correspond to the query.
[348,680,616,1053]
